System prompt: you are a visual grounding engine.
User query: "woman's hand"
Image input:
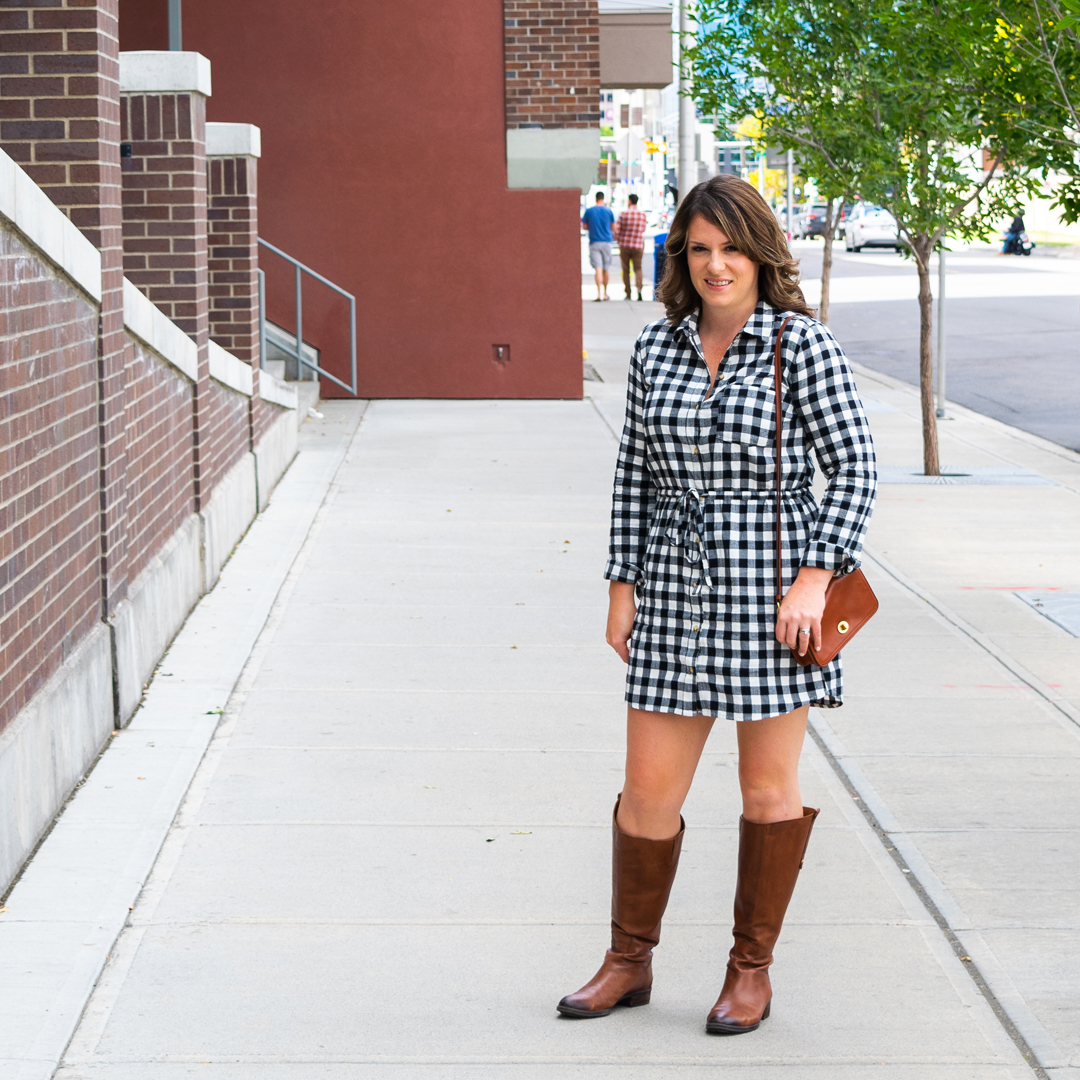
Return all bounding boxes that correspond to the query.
[776,566,833,657]
[606,581,637,663]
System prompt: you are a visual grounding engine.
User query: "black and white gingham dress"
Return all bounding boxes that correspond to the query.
[605,301,877,721]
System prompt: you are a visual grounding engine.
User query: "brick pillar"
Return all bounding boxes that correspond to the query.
[119,51,212,507]
[0,2,129,621]
[502,0,600,189]
[208,122,263,451]
[207,121,261,451]
[206,124,260,363]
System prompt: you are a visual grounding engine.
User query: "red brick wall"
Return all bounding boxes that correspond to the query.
[122,337,195,583]
[0,226,101,730]
[0,0,129,618]
[119,88,212,505]
[203,379,250,497]
[504,0,600,129]
[252,397,285,449]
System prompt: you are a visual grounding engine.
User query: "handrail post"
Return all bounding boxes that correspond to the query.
[257,268,266,370]
[294,262,303,381]
[349,294,357,395]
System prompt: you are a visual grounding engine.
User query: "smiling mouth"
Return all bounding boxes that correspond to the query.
[704,277,732,289]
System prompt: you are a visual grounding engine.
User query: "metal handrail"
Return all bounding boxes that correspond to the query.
[257,237,358,396]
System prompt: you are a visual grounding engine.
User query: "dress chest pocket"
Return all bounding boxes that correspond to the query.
[714,376,775,448]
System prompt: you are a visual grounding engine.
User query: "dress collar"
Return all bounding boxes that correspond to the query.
[674,299,780,344]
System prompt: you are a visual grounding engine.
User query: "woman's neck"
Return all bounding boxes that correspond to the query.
[697,294,758,343]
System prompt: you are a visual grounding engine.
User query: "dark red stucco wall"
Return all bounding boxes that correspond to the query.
[119,0,583,399]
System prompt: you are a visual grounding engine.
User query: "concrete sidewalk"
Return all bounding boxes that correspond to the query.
[1,300,1076,1078]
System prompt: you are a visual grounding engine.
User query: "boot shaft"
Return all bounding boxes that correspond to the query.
[610,794,685,956]
[731,807,819,967]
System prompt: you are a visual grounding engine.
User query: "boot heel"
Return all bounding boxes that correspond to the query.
[761,1000,771,1020]
[620,988,652,1007]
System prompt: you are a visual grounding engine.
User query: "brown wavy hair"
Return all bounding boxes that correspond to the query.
[657,175,814,323]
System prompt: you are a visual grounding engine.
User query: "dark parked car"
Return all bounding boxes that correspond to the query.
[799,204,830,239]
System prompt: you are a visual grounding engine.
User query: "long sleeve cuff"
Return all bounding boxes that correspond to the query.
[604,559,641,584]
[800,542,861,577]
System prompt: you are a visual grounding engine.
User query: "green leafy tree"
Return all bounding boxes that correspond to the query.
[688,0,1040,474]
[689,0,871,324]
[852,1,1040,474]
[948,0,1080,224]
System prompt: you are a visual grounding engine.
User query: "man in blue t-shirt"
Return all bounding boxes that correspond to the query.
[581,191,616,301]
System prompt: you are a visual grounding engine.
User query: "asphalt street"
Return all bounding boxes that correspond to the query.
[800,243,1080,452]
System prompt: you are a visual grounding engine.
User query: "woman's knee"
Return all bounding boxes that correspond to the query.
[739,775,801,822]
[620,770,683,816]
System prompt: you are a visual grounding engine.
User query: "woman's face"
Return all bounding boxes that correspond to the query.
[686,215,759,320]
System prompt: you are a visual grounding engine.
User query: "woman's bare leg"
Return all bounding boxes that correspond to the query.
[735,705,809,823]
[619,706,715,839]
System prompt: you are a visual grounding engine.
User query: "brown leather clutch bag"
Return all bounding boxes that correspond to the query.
[772,317,878,667]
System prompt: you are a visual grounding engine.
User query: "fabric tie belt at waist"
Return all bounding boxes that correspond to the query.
[655,487,811,589]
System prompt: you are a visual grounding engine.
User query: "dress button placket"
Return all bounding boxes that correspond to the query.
[691,389,706,691]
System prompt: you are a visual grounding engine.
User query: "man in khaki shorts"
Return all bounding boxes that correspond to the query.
[581,191,615,301]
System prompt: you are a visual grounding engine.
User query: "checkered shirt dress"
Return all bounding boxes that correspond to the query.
[605,300,877,721]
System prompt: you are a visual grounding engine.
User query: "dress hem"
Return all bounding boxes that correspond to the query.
[623,693,843,721]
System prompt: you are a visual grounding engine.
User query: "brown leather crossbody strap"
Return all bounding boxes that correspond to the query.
[774,316,794,607]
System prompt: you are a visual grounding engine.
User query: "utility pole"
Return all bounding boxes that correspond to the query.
[785,148,794,240]
[679,1,696,203]
[936,246,947,417]
[758,152,766,198]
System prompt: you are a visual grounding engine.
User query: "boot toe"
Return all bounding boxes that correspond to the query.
[706,998,770,1034]
[556,993,615,1019]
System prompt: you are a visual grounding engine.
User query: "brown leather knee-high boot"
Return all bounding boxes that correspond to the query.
[706,806,818,1034]
[557,795,684,1018]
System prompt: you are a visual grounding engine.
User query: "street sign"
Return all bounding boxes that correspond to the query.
[766,147,803,169]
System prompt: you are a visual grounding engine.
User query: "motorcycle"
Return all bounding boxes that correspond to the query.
[1002,229,1035,256]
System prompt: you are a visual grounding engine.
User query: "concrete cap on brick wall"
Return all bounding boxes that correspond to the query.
[119,51,212,96]
[0,146,102,302]
[206,123,261,158]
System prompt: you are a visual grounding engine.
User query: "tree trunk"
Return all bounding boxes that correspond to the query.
[819,197,835,324]
[913,235,940,475]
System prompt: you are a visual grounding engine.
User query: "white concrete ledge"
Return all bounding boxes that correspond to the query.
[122,278,198,382]
[206,122,261,158]
[119,51,212,97]
[209,340,253,397]
[0,625,113,894]
[506,127,600,191]
[0,146,102,302]
[258,366,298,410]
[254,404,299,511]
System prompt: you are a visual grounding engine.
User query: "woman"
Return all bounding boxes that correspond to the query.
[558,176,877,1033]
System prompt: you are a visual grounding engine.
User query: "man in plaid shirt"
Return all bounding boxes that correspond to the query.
[615,193,648,301]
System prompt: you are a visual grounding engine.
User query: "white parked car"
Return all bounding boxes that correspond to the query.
[844,203,902,252]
